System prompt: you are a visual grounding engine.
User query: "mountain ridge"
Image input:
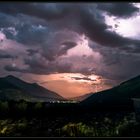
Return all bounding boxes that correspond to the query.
[0,75,65,102]
[81,74,140,109]
[68,93,93,102]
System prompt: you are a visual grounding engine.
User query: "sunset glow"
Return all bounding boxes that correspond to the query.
[19,73,111,98]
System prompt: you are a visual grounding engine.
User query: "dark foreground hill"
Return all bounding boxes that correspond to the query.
[0,75,65,102]
[80,75,140,110]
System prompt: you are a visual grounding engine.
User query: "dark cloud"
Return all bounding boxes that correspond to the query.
[0,54,14,59]
[59,41,77,55]
[39,31,79,61]
[4,55,73,75]
[24,56,72,74]
[0,13,20,28]
[4,65,25,73]
[94,48,140,82]
[1,2,140,88]
[14,24,49,46]
[26,49,39,56]
[71,77,96,82]
[80,8,140,51]
[97,3,139,18]
[0,3,69,21]
[0,50,17,59]
[0,3,140,53]
[61,42,77,48]
[0,10,79,61]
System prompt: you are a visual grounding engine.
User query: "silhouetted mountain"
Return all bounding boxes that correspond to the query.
[0,75,65,102]
[81,75,140,110]
[68,93,93,102]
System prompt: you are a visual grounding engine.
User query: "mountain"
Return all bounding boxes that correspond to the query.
[68,93,93,102]
[0,75,65,102]
[80,75,140,110]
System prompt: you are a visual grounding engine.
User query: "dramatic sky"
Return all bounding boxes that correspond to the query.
[0,2,140,98]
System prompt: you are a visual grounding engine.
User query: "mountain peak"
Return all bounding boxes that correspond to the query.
[5,75,21,81]
[6,75,17,79]
[32,83,39,86]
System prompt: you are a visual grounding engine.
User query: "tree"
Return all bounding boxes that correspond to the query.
[16,101,27,112]
[0,101,9,113]
[34,102,43,110]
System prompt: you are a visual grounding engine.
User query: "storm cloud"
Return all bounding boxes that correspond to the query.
[0,2,140,88]
[0,3,140,51]
[97,3,139,18]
